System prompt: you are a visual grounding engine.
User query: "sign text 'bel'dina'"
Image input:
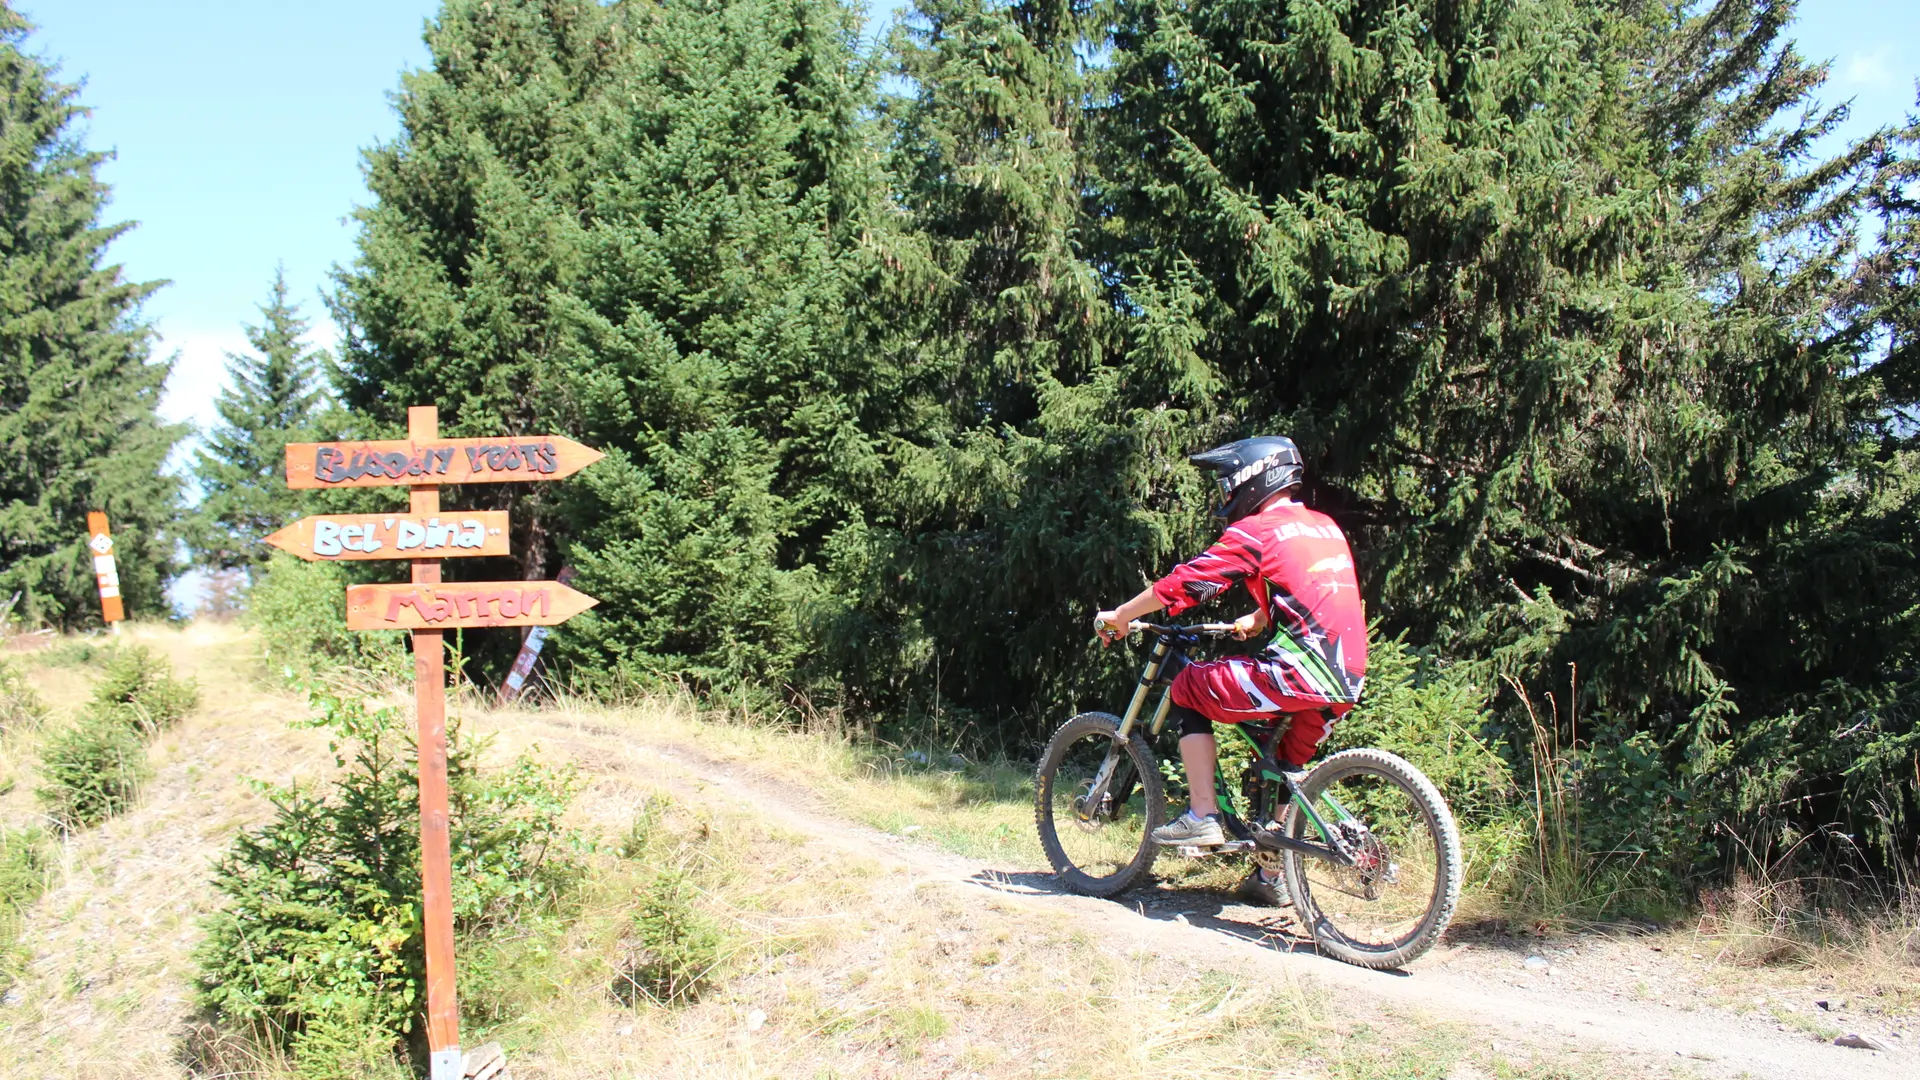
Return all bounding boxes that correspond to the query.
[264,512,511,561]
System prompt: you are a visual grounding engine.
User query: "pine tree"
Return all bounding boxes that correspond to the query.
[0,4,184,628]
[556,0,900,693]
[1091,0,1919,873]
[822,0,1216,730]
[332,0,893,691]
[191,268,327,570]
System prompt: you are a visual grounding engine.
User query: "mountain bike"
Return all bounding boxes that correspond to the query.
[1034,621,1461,969]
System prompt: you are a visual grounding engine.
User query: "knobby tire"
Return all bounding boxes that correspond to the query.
[1281,748,1461,969]
[1034,711,1165,897]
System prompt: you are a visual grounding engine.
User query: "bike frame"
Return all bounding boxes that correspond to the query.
[1104,625,1357,866]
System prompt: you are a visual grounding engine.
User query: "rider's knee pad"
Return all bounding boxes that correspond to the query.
[1172,703,1211,738]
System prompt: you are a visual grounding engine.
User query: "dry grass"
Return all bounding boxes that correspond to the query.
[1695,872,1920,965]
[0,639,90,813]
[1668,869,1920,1016]
[0,623,330,1079]
[454,693,1594,1080]
[0,626,1831,1079]
[440,775,1535,1080]
[528,688,1048,869]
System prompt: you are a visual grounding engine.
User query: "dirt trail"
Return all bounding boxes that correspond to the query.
[4,628,1914,1078]
[508,711,1916,1080]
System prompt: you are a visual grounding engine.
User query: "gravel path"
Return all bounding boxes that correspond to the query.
[5,629,1909,1079]
[567,722,1916,1080]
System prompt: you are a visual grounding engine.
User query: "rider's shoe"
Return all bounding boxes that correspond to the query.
[1151,810,1225,847]
[1234,868,1285,907]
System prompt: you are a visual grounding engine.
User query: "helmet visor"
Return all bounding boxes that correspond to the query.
[1210,474,1236,516]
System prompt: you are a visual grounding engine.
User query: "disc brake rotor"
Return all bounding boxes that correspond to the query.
[1331,821,1397,900]
[1071,783,1111,828]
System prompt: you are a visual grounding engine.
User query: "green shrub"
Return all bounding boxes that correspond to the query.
[0,825,53,991]
[88,645,199,734]
[1333,638,1518,818]
[287,996,415,1080]
[1335,640,1691,923]
[1326,635,1530,894]
[194,691,579,1073]
[28,646,197,831]
[36,639,109,669]
[245,553,408,685]
[0,657,47,734]
[36,712,151,829]
[614,865,723,1007]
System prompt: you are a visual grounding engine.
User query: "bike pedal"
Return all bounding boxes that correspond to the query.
[1176,840,1255,858]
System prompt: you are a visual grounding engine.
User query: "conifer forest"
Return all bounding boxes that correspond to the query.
[5,0,1920,904]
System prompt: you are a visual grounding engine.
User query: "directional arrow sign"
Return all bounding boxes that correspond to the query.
[345,581,598,631]
[265,512,511,561]
[285,435,604,489]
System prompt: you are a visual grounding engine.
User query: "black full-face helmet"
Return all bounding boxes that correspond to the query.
[1190,436,1304,523]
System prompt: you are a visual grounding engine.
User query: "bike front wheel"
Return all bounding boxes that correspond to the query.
[1280,748,1461,969]
[1034,711,1166,897]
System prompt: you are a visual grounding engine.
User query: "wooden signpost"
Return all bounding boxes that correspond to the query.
[279,407,601,1080]
[85,511,125,628]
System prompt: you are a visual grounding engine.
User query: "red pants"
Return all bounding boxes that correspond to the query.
[1170,656,1355,766]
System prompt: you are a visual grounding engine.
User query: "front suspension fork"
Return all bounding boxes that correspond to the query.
[1113,637,1174,742]
[1084,641,1176,815]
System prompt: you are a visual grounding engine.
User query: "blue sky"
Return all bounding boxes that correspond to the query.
[25,0,1920,443]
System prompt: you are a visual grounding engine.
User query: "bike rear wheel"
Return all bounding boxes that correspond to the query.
[1280,748,1460,969]
[1034,711,1165,897]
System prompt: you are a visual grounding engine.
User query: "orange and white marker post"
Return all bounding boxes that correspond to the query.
[279,407,601,1080]
[86,511,125,630]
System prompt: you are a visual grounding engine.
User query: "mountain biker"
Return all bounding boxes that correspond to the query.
[1095,436,1367,905]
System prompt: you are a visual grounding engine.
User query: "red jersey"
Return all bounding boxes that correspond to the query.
[1151,500,1367,702]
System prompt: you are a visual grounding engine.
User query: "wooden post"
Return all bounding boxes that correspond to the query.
[409,406,461,1079]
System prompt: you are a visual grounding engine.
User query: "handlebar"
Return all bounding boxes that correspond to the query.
[1124,620,1238,639]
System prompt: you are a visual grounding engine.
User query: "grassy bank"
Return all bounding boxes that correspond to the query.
[5,624,1913,1077]
[2,625,1615,1079]
[519,687,1920,997]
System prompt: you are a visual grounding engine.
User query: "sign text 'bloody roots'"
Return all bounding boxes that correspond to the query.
[284,435,603,489]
